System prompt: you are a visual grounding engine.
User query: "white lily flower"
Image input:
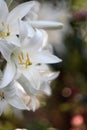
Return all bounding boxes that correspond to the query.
[16,63,60,111]
[0,0,63,115]
[37,1,72,54]
[8,23,61,111]
[17,70,58,111]
[16,76,46,111]
[11,27,61,90]
[0,0,37,46]
[0,81,29,115]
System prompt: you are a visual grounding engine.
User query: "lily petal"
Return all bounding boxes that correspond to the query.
[29,21,63,30]
[40,30,48,50]
[0,101,7,115]
[17,74,32,95]
[19,20,34,42]
[4,82,17,98]
[40,82,51,96]
[24,1,40,21]
[7,96,29,110]
[7,1,37,25]
[43,71,60,81]
[22,66,41,90]
[17,74,39,95]
[6,35,21,47]
[27,29,44,51]
[29,96,38,111]
[0,0,9,22]
[0,40,16,61]
[31,51,62,64]
[0,62,16,88]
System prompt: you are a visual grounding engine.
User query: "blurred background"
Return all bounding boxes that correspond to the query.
[1,0,87,130]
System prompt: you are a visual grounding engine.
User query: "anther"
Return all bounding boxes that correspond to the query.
[1,22,5,27]
[0,92,5,100]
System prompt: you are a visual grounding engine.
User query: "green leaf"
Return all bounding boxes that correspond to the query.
[72,0,87,11]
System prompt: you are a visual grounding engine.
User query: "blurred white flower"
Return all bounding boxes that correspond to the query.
[24,1,63,30]
[0,81,28,115]
[37,1,72,54]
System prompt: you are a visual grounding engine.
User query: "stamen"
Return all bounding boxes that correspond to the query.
[26,53,30,64]
[18,52,32,68]
[21,52,24,59]
[7,25,10,36]
[26,60,28,68]
[18,55,23,64]
[0,92,5,100]
[26,53,32,65]
[1,22,5,27]
[0,22,11,38]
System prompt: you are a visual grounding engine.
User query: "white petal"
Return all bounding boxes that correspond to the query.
[4,82,17,98]
[22,66,41,90]
[17,74,32,95]
[29,21,63,30]
[0,0,9,22]
[19,20,34,42]
[0,100,7,116]
[29,96,38,111]
[31,51,62,64]
[17,75,39,96]
[13,81,26,100]
[43,71,60,81]
[0,40,16,61]
[0,62,16,88]
[24,1,40,21]
[27,29,44,51]
[9,22,19,35]
[7,1,37,25]
[7,96,29,110]
[40,82,51,96]
[6,35,20,47]
[40,30,48,50]
[36,64,50,72]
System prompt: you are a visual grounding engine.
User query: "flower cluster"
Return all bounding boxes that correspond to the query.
[0,0,62,115]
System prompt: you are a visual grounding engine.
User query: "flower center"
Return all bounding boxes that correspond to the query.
[18,52,32,68]
[0,22,10,38]
[0,92,5,100]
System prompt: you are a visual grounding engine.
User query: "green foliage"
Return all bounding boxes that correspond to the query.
[27,120,51,130]
[0,121,14,130]
[72,0,87,11]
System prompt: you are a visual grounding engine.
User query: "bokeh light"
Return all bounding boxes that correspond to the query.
[71,115,84,126]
